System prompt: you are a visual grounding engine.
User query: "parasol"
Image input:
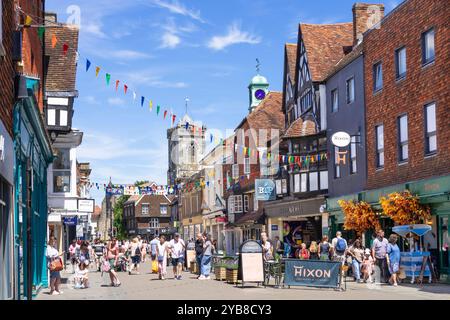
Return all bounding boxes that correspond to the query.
[392,224,431,238]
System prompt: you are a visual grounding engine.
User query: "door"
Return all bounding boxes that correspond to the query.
[439,215,450,276]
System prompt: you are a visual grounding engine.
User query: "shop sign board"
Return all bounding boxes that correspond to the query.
[76,224,84,237]
[78,199,95,213]
[331,131,351,147]
[255,179,276,201]
[284,259,341,288]
[63,216,77,226]
[238,240,264,284]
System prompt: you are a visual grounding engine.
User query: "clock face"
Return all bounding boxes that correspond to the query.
[255,89,266,100]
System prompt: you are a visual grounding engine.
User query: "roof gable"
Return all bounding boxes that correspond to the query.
[299,23,353,82]
[285,44,298,86]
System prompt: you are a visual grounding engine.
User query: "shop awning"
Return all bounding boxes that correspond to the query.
[234,208,265,225]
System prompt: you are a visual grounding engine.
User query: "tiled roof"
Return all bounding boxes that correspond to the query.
[283,117,317,138]
[323,43,363,81]
[300,23,353,82]
[45,24,79,92]
[238,92,284,132]
[286,44,297,86]
[125,195,141,204]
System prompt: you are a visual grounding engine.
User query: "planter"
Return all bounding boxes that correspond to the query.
[190,261,198,274]
[226,268,238,284]
[214,266,227,281]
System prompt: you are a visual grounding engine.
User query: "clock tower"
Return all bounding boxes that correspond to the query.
[248,59,269,113]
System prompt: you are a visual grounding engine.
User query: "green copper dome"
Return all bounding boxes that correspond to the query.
[250,74,269,85]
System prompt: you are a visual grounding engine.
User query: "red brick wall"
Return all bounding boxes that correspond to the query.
[18,0,45,112]
[0,0,16,136]
[364,0,450,190]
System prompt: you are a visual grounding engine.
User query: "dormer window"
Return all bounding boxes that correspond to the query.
[46,97,73,132]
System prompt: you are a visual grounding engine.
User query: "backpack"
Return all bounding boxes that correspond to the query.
[335,238,346,253]
[135,246,141,256]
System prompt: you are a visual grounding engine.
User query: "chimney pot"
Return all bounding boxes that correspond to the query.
[352,3,385,45]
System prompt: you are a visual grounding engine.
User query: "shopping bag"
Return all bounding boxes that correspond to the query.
[152,260,159,273]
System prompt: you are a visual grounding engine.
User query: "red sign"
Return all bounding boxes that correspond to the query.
[216,217,228,223]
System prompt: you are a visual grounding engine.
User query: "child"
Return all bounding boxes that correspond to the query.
[74,259,89,289]
[361,248,374,283]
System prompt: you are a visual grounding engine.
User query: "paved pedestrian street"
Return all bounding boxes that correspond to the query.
[36,260,450,300]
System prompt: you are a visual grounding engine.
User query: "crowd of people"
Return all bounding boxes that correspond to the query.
[45,232,219,294]
[260,229,401,286]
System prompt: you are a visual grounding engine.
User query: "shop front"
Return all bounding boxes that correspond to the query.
[234,208,265,242]
[203,211,226,251]
[181,215,203,242]
[265,197,327,258]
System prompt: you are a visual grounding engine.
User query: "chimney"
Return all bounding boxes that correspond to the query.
[45,12,57,24]
[352,3,385,45]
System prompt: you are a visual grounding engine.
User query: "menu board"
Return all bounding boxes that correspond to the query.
[240,253,264,282]
[186,250,196,269]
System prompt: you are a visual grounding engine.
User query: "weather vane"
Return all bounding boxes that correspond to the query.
[256,58,261,74]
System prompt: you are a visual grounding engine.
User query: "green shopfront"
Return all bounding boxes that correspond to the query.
[13,83,53,299]
[327,174,450,282]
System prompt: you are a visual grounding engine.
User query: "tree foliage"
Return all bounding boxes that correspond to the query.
[379,190,431,225]
[113,195,130,240]
[338,200,381,235]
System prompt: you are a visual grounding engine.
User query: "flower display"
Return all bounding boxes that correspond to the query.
[379,190,431,225]
[338,200,381,235]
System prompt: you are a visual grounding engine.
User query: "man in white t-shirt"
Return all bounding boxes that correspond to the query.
[169,233,186,280]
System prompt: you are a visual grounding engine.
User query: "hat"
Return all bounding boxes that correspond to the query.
[364,248,371,255]
[174,233,180,237]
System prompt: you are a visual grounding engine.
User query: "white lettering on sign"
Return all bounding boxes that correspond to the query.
[293,265,331,278]
[258,186,274,194]
[331,132,351,147]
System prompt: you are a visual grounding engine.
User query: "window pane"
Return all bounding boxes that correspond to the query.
[398,48,406,76]
[379,152,384,167]
[352,159,357,173]
[429,134,437,152]
[59,110,68,126]
[276,180,282,194]
[54,149,70,169]
[53,171,70,193]
[347,78,354,102]
[425,29,435,61]
[351,136,357,157]
[332,89,338,112]
[48,109,56,126]
[301,174,307,192]
[399,115,408,142]
[309,172,318,191]
[320,171,328,190]
[294,174,300,193]
[377,125,384,149]
[426,104,436,132]
[374,63,383,90]
[402,145,408,160]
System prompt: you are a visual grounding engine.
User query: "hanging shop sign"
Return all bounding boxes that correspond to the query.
[331,131,351,147]
[283,259,341,288]
[78,199,95,213]
[255,179,276,201]
[238,240,264,285]
[63,216,77,226]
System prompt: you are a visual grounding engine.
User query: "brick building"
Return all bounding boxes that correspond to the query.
[362,0,450,280]
[124,194,175,240]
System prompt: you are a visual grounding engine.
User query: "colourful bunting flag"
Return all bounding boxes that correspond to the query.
[185,122,189,130]
[86,59,91,72]
[25,15,33,27]
[115,80,120,91]
[106,73,111,85]
[210,134,213,143]
[95,66,101,77]
[172,115,176,125]
[124,85,128,95]
[141,96,145,107]
[149,100,153,111]
[157,106,161,115]
[51,34,57,48]
[164,110,168,119]
[133,91,137,102]
[38,26,45,40]
[63,43,69,55]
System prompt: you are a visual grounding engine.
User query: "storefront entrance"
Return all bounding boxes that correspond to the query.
[282,217,322,258]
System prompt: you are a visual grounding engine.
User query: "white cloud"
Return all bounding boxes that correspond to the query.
[109,50,153,59]
[83,23,108,38]
[150,0,205,23]
[160,32,181,49]
[82,96,100,105]
[107,98,125,106]
[208,22,261,51]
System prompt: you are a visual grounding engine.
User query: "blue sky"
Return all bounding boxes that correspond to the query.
[46,0,400,205]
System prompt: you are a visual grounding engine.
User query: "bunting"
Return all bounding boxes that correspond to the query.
[95,66,101,77]
[115,80,120,91]
[141,96,145,107]
[106,73,111,86]
[86,59,91,72]
[51,34,57,48]
[124,85,128,95]
[63,43,69,55]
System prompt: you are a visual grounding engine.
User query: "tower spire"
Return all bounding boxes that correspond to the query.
[256,58,261,75]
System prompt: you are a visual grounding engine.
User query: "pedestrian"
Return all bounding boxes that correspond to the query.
[261,233,273,261]
[318,236,331,261]
[168,233,186,280]
[92,239,105,272]
[195,233,204,277]
[141,240,147,263]
[150,236,160,261]
[387,234,401,286]
[331,231,348,265]
[156,235,169,280]
[309,241,319,260]
[199,234,214,280]
[106,238,121,287]
[274,236,284,257]
[298,243,310,260]
[361,248,374,283]
[348,238,365,283]
[46,236,64,295]
[129,237,141,275]
[74,257,90,289]
[372,229,389,284]
[69,239,77,273]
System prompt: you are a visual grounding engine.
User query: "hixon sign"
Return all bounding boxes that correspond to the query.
[255,179,276,201]
[283,259,341,288]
